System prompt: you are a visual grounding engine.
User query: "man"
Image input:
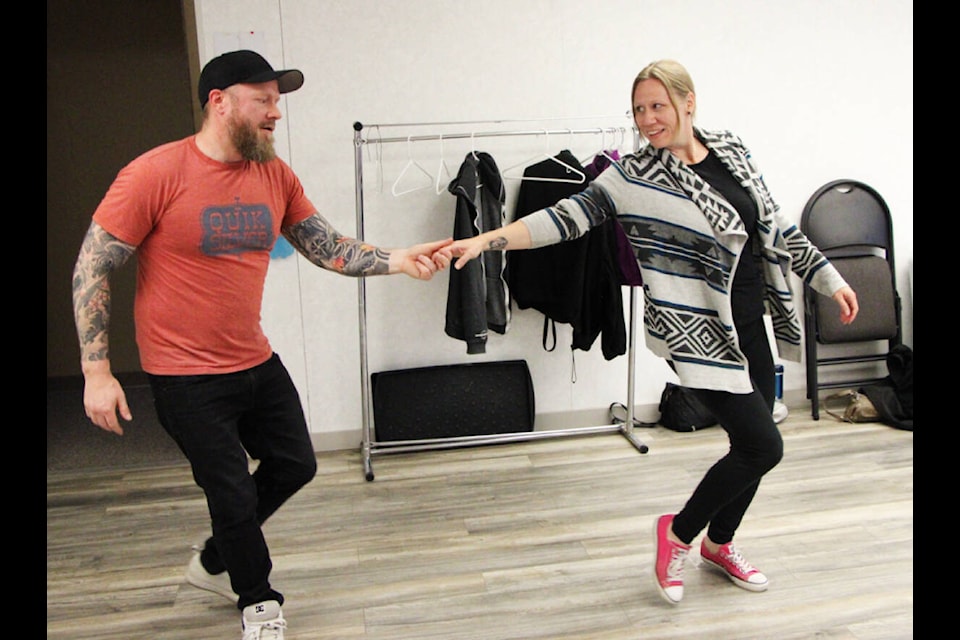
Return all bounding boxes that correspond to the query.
[71,49,450,639]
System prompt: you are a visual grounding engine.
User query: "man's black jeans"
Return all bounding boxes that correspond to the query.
[148,352,317,610]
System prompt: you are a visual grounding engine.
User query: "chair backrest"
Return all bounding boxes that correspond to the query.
[801,179,894,260]
[800,179,899,344]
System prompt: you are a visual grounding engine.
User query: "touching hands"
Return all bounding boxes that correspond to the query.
[832,285,859,325]
[429,221,528,270]
[397,237,454,280]
[431,237,487,271]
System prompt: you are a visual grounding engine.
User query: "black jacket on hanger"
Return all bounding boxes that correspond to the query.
[506,149,626,360]
[445,151,510,354]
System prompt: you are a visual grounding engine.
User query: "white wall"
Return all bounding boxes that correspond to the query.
[193,0,913,451]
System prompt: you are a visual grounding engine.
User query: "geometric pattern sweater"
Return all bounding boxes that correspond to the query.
[521,128,847,393]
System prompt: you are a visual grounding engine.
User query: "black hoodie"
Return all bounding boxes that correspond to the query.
[444,151,510,354]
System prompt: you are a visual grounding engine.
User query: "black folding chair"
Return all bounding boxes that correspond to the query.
[800,179,902,420]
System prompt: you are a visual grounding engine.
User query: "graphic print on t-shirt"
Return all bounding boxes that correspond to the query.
[200,200,275,255]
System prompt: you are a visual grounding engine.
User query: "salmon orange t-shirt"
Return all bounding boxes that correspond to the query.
[92,136,316,375]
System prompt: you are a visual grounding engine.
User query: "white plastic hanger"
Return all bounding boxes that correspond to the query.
[577,127,603,166]
[614,126,632,158]
[469,131,483,189]
[579,127,622,167]
[434,134,453,195]
[368,125,385,193]
[469,131,479,161]
[597,127,623,164]
[501,130,586,184]
[391,136,433,197]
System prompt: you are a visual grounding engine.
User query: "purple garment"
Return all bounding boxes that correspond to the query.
[585,151,643,286]
[612,217,643,286]
[583,149,620,181]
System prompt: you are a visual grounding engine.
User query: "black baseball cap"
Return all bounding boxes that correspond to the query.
[198,50,304,109]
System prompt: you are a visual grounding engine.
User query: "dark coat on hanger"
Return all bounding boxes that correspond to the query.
[445,151,510,354]
[506,149,626,360]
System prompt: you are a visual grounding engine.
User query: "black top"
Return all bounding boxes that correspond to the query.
[506,150,627,360]
[689,149,765,325]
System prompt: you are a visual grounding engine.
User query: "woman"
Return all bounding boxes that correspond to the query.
[432,59,858,605]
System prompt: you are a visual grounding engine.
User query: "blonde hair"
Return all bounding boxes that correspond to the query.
[631,59,696,122]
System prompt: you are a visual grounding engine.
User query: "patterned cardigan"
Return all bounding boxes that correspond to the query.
[520,128,847,393]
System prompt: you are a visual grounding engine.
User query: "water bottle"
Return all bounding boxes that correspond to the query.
[773,364,788,423]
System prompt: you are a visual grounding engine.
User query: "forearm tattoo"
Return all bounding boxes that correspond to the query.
[283,213,391,276]
[488,236,508,250]
[72,223,136,362]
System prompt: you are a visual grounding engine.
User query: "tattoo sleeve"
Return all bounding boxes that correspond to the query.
[282,212,391,276]
[72,222,136,363]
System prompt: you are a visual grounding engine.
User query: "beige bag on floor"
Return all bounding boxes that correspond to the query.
[822,389,880,423]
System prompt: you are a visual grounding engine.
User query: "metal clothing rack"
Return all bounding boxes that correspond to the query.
[352,118,649,481]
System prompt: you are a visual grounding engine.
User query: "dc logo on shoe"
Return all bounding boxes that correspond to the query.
[255,604,266,614]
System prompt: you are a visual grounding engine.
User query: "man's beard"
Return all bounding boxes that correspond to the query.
[228,115,277,163]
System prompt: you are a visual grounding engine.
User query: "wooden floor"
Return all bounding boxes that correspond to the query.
[47,411,913,639]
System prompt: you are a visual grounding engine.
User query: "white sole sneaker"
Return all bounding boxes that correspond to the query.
[185,552,236,602]
[242,600,286,640]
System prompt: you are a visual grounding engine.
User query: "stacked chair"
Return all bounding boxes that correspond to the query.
[800,179,902,419]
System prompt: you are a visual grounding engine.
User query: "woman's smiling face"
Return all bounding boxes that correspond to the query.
[632,78,693,151]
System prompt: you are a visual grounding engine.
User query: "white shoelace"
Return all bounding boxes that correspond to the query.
[666,546,689,581]
[721,544,755,573]
[243,617,287,640]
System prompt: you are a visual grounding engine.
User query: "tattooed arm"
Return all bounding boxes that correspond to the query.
[282,212,451,280]
[72,221,136,435]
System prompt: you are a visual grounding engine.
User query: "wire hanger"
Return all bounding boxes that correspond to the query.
[434,134,453,195]
[501,129,586,184]
[391,136,433,197]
